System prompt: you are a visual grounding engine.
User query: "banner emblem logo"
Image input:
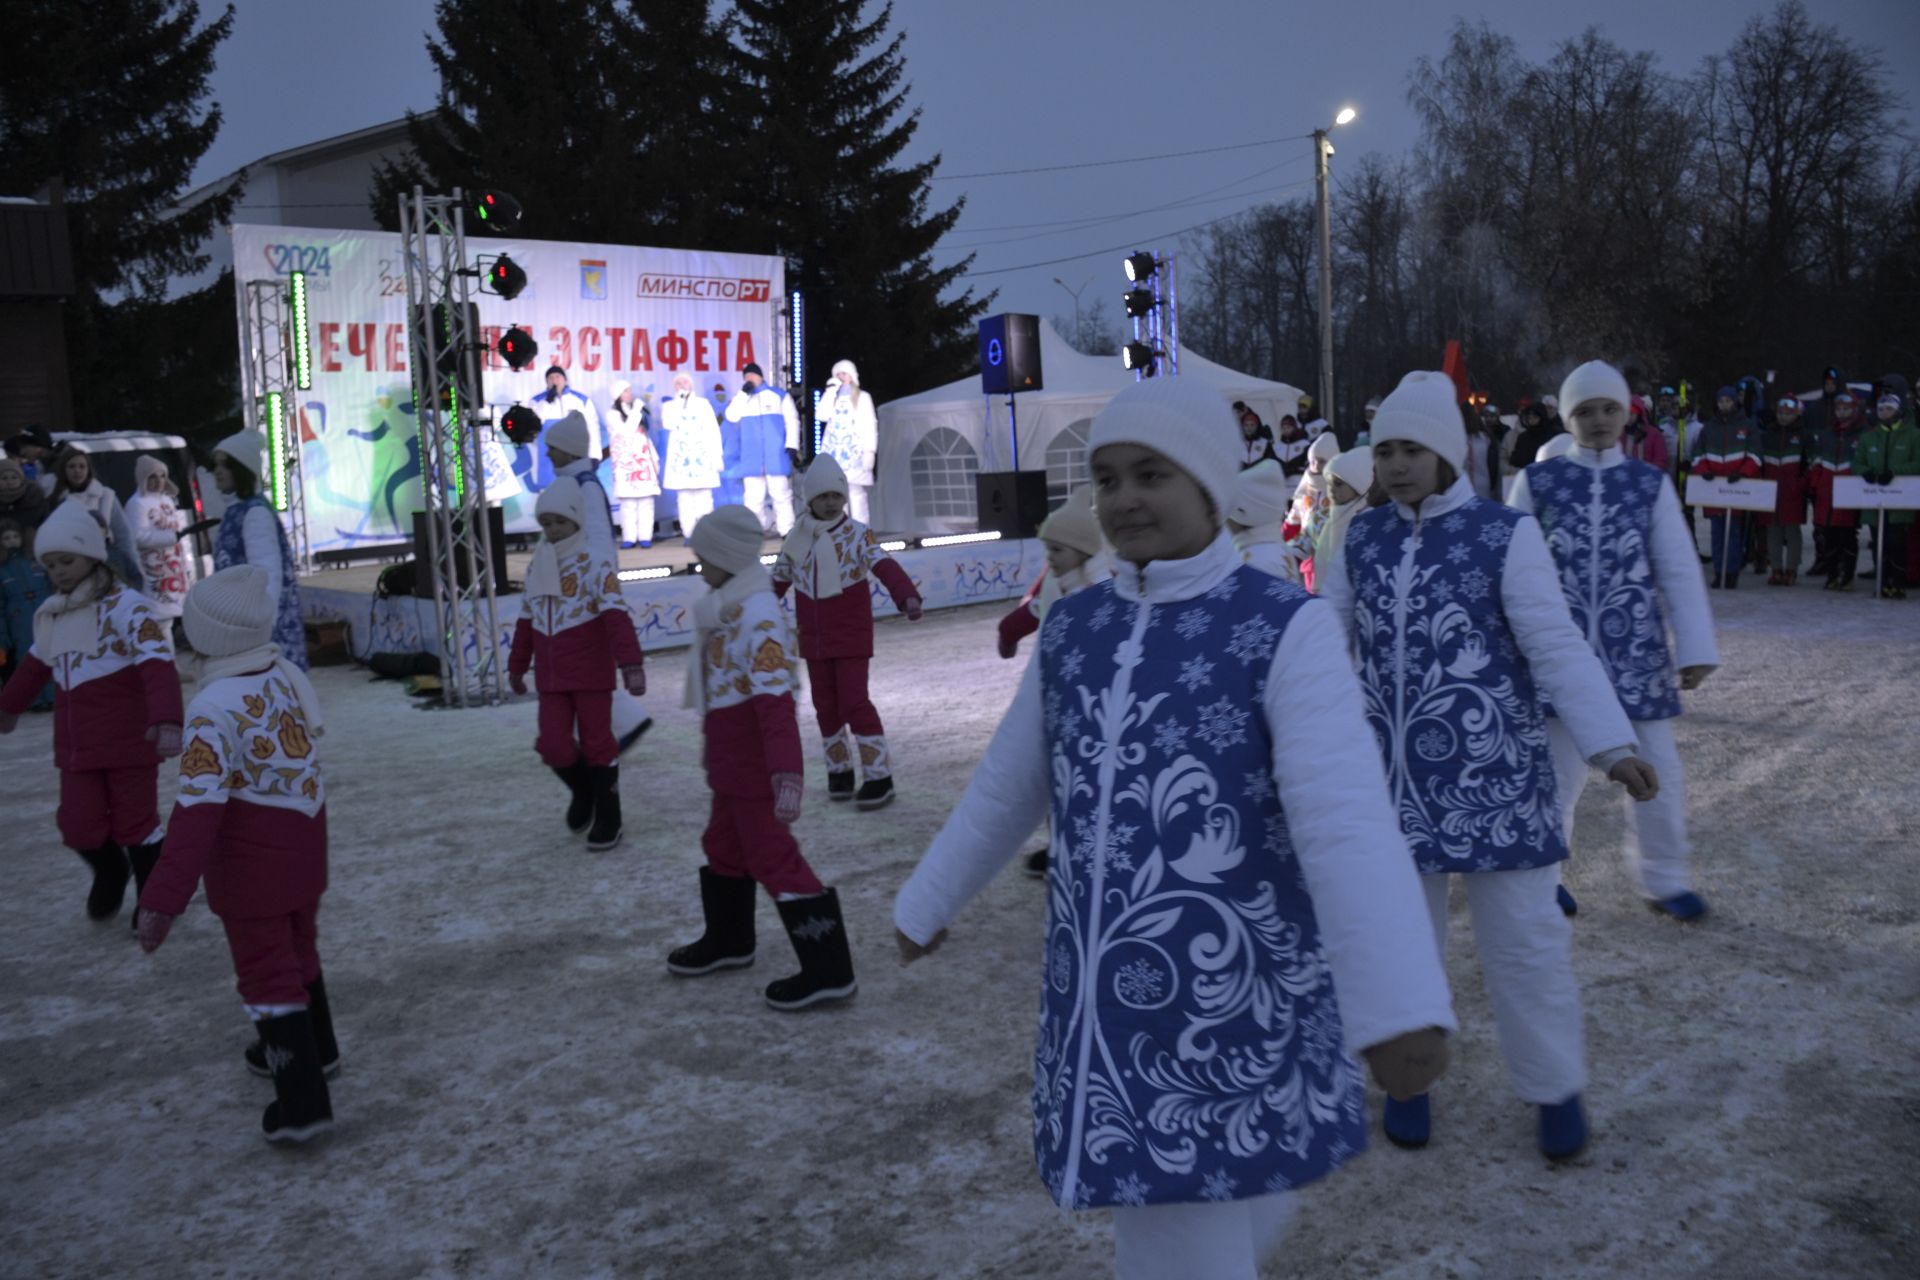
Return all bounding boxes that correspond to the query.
[580,260,608,301]
[637,274,772,304]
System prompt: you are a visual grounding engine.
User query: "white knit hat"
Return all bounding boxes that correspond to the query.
[690,504,767,575]
[1037,489,1103,556]
[831,359,860,386]
[535,476,587,527]
[35,498,107,565]
[1087,377,1243,520]
[1308,432,1341,468]
[134,454,176,495]
[1225,459,1291,527]
[1371,371,1467,471]
[184,564,275,657]
[803,454,849,502]
[1558,360,1632,416]
[1538,432,1577,461]
[1329,448,1375,495]
[546,410,592,458]
[214,429,267,482]
[609,379,632,403]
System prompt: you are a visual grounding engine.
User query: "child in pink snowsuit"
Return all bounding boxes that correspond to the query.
[771,455,922,810]
[508,478,646,851]
[0,500,182,923]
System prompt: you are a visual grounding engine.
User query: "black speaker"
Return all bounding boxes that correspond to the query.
[975,470,1050,539]
[410,506,509,599]
[980,313,1044,395]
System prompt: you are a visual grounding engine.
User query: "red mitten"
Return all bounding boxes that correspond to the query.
[149,723,182,758]
[509,671,528,696]
[137,908,176,954]
[903,597,924,622]
[997,603,1038,658]
[773,772,804,824]
[622,665,647,696]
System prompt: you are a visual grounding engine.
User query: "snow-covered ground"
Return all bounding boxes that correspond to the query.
[2,584,1916,1279]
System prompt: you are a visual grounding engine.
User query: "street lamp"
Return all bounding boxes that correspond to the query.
[1313,106,1357,428]
[1053,275,1091,343]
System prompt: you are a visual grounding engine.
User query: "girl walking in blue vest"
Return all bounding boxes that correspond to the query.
[895,378,1456,1279]
[1317,371,1660,1162]
[1510,361,1719,921]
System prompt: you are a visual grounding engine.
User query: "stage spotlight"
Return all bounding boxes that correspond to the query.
[1123,287,1156,318]
[1122,342,1157,375]
[497,326,538,370]
[500,404,542,445]
[472,189,524,232]
[487,255,527,301]
[1123,251,1157,283]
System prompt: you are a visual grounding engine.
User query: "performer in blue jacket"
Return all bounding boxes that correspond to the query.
[723,363,801,535]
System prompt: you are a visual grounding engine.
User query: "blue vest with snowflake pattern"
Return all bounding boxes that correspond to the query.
[1344,498,1567,875]
[215,497,308,670]
[1033,566,1368,1212]
[1524,457,1681,720]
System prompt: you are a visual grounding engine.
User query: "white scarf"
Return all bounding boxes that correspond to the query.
[683,566,773,710]
[1232,524,1287,556]
[1036,551,1113,621]
[523,529,587,599]
[777,514,854,601]
[32,569,113,657]
[196,644,326,739]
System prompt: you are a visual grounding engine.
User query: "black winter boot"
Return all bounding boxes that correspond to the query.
[765,888,857,1011]
[826,771,856,802]
[255,1009,334,1144]
[76,844,129,920]
[246,977,342,1079]
[667,868,758,975]
[553,758,593,835]
[855,776,895,810]
[586,764,622,851]
[125,843,161,931]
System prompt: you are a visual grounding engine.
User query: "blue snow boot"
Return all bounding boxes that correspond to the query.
[1382,1093,1430,1149]
[1556,884,1578,917]
[1538,1095,1588,1161]
[1653,891,1708,921]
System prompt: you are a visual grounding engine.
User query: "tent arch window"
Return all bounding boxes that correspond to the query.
[1045,418,1093,509]
[910,427,980,519]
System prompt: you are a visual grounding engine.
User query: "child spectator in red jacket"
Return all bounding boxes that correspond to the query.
[0,500,182,923]
[1760,397,1811,585]
[996,489,1109,660]
[772,455,922,810]
[1807,391,1867,590]
[509,477,646,850]
[136,565,336,1144]
[669,504,856,1011]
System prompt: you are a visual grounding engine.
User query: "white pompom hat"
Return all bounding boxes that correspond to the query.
[1370,371,1467,471]
[1087,377,1243,521]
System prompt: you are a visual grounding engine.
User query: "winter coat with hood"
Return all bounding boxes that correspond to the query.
[1807,400,1868,529]
[605,384,661,500]
[1852,397,1920,527]
[508,537,645,691]
[1758,411,1811,525]
[814,361,878,487]
[1688,395,1762,517]
[0,458,50,531]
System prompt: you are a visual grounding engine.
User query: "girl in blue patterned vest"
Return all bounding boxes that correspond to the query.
[1318,371,1660,1163]
[1511,361,1719,920]
[895,378,1457,1280]
[210,431,307,670]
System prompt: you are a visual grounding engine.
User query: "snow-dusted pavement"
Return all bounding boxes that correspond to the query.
[2,584,1915,1278]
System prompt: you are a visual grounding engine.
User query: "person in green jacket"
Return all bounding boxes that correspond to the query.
[1853,392,1920,598]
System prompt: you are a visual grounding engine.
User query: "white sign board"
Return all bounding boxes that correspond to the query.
[1832,476,1920,510]
[230,224,784,554]
[1685,476,1778,512]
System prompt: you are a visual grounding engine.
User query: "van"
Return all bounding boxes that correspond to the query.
[52,431,216,581]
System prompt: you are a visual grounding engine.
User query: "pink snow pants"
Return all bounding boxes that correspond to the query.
[535,690,617,768]
[700,794,822,899]
[221,902,321,1007]
[59,765,162,850]
[806,658,884,740]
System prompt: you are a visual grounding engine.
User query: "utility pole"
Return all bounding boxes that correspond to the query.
[1314,128,1335,425]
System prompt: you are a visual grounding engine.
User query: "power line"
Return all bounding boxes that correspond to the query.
[930,133,1314,181]
[945,151,1314,240]
[954,202,1279,280]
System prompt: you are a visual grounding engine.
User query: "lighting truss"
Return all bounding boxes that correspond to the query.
[238,277,312,572]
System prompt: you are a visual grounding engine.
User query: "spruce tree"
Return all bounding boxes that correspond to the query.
[728,0,986,396]
[0,0,240,435]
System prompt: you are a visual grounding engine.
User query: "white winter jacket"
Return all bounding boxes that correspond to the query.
[815,383,877,486]
[895,532,1458,1056]
[660,392,723,490]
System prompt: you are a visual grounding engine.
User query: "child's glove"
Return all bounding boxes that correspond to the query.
[772,772,804,824]
[0,711,16,735]
[1607,756,1660,801]
[137,908,176,954]
[895,926,948,965]
[903,597,923,622]
[621,664,647,696]
[997,633,1018,659]
[1679,665,1714,691]
[509,671,528,696]
[148,723,182,758]
[1362,1026,1450,1100]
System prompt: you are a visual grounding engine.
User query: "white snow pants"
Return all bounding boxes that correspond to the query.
[675,488,714,538]
[1548,718,1692,900]
[1112,1193,1295,1280]
[741,474,795,534]
[848,484,871,525]
[619,497,655,546]
[1423,869,1586,1105]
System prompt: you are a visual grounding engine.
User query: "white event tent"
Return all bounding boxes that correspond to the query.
[870,321,1305,535]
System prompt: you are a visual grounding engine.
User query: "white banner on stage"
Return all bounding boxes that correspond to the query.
[1832,475,1920,509]
[230,224,783,555]
[1685,475,1778,512]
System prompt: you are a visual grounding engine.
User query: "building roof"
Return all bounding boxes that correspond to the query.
[177,114,431,213]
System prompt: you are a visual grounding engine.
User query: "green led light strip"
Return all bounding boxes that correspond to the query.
[288,271,312,390]
[265,393,288,512]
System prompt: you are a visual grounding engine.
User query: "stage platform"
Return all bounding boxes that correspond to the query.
[299,532,1042,662]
